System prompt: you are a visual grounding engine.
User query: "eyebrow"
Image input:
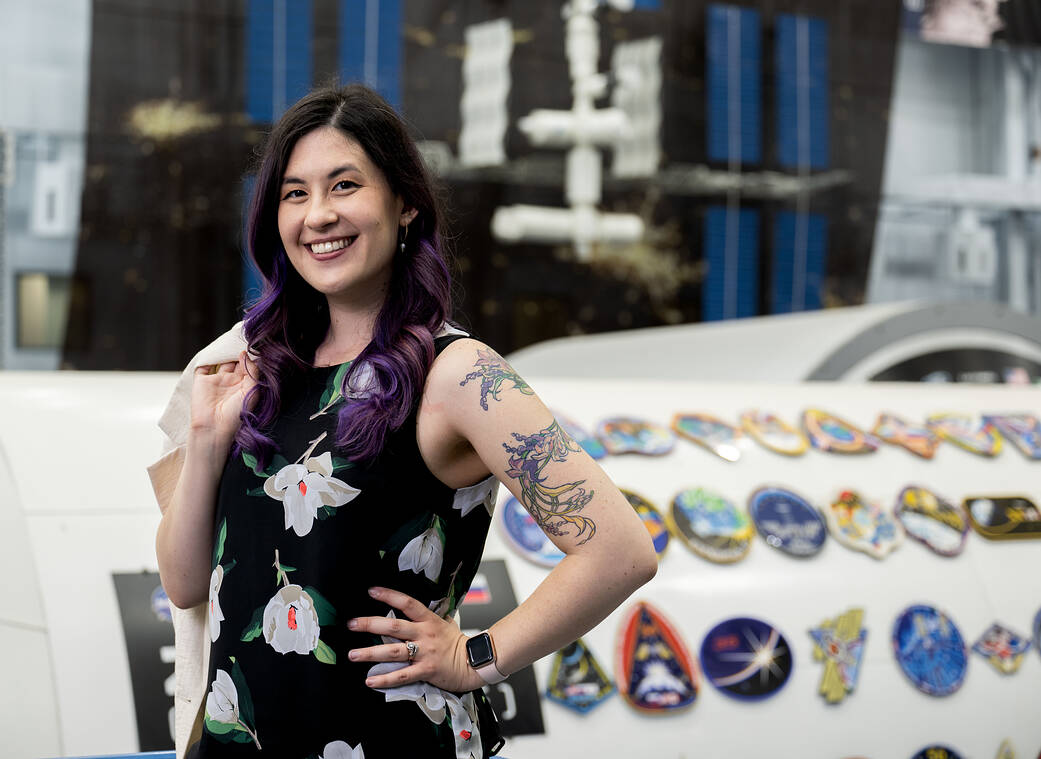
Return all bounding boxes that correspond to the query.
[282,164,360,185]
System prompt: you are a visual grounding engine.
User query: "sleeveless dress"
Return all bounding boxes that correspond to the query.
[197,334,499,759]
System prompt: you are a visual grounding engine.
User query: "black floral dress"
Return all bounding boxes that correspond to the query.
[198,334,499,759]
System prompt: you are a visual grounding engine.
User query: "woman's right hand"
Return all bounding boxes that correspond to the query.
[190,351,258,449]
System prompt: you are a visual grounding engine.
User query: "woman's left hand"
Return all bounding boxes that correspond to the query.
[347,586,486,693]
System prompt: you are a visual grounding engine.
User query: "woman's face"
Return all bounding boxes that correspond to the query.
[277,126,414,310]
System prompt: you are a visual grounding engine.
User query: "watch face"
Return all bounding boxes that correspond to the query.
[467,633,495,667]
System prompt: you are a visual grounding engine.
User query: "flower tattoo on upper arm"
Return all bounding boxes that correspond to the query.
[459,348,534,410]
[503,420,596,544]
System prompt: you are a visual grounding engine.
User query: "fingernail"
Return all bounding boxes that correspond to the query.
[365,678,375,687]
[347,619,358,630]
[368,587,381,598]
[348,650,358,661]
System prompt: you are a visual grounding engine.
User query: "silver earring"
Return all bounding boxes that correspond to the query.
[400,223,408,253]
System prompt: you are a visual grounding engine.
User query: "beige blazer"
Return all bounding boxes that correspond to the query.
[147,321,469,757]
[147,322,247,758]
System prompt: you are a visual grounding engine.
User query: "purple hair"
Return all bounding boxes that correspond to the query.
[236,84,452,468]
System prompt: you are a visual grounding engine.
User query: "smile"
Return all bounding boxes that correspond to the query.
[307,236,357,254]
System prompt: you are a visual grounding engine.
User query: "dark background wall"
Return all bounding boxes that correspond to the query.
[64,0,900,369]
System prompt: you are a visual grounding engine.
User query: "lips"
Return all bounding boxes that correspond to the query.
[306,236,357,256]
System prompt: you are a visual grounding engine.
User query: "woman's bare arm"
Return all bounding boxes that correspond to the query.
[156,355,256,609]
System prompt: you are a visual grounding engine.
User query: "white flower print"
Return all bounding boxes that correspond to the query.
[398,523,445,582]
[321,740,366,759]
[452,475,499,518]
[262,584,321,655]
[367,663,482,759]
[263,451,360,537]
[450,692,482,759]
[208,565,225,643]
[367,662,449,723]
[205,668,239,725]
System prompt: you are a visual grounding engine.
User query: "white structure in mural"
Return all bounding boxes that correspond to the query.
[457,0,660,260]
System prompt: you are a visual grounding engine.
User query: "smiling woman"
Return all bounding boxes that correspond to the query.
[151,84,656,759]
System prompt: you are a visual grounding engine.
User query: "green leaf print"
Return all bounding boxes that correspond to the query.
[204,715,243,736]
[317,361,352,413]
[303,585,337,626]
[222,559,237,575]
[241,452,260,474]
[229,657,256,728]
[331,456,354,472]
[246,485,266,497]
[240,606,265,642]
[213,518,227,568]
[433,514,447,547]
[314,638,337,665]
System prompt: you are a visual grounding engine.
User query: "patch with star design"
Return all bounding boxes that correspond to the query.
[699,616,793,701]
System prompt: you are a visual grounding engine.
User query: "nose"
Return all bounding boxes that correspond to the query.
[305,195,338,229]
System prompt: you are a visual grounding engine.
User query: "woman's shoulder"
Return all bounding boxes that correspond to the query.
[424,331,517,409]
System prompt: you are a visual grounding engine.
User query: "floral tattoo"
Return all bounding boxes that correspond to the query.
[503,421,596,544]
[460,348,534,411]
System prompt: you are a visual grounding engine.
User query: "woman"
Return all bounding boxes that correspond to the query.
[152,84,657,759]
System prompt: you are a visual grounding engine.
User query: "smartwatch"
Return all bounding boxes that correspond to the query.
[466,631,507,685]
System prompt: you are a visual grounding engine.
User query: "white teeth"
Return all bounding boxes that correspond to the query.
[310,238,353,254]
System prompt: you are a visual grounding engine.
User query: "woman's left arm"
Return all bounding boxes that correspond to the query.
[348,339,658,693]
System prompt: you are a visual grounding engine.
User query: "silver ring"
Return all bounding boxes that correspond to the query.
[405,640,418,662]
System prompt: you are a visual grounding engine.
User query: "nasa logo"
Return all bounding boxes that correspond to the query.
[671,412,744,462]
[669,487,754,564]
[498,495,565,568]
[616,602,698,713]
[803,408,879,454]
[699,617,793,701]
[748,486,827,558]
[596,417,675,456]
[545,637,615,714]
[892,604,968,697]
